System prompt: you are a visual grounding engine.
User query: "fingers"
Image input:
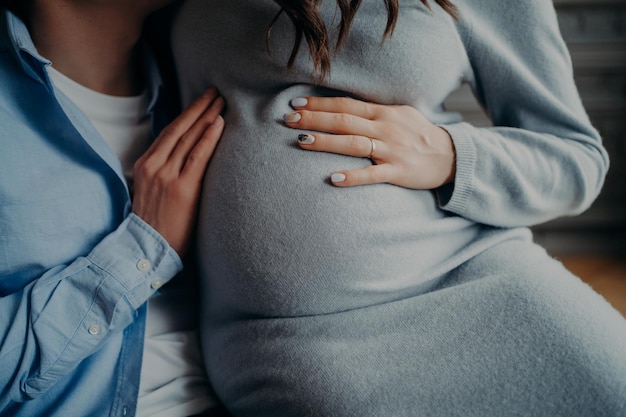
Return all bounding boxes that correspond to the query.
[330,164,396,187]
[141,87,221,164]
[290,96,378,120]
[284,108,376,137]
[297,133,383,160]
[169,95,225,172]
[137,89,224,179]
[180,115,224,180]
[296,132,395,187]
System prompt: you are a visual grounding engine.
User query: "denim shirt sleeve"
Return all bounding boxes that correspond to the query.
[0,8,186,413]
[0,214,182,406]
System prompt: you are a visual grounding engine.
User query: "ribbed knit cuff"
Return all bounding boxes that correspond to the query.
[435,122,477,216]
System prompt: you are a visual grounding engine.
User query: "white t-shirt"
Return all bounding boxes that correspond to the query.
[48,66,217,417]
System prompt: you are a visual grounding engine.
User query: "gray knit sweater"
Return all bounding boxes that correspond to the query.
[173,0,606,314]
[171,1,619,415]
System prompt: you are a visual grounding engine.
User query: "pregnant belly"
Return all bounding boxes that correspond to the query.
[197,113,478,318]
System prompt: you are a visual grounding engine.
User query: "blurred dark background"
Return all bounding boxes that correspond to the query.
[444,0,626,256]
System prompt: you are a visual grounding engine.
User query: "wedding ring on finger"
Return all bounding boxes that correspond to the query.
[367,138,376,159]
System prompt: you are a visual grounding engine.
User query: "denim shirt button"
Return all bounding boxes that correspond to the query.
[136,258,152,272]
[150,278,164,290]
[88,323,101,335]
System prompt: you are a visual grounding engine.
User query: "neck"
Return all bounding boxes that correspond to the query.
[30,2,147,96]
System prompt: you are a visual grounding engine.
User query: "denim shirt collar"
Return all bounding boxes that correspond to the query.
[1,9,164,114]
[1,9,52,85]
[1,9,166,198]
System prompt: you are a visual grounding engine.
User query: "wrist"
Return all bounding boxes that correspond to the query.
[434,125,456,185]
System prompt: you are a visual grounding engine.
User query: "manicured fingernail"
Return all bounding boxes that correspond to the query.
[283,112,301,123]
[331,173,346,183]
[291,97,308,108]
[298,134,315,144]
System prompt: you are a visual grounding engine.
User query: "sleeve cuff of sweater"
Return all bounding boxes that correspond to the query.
[86,213,183,310]
[435,122,477,215]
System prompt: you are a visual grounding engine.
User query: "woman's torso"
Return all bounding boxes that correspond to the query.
[172,0,525,318]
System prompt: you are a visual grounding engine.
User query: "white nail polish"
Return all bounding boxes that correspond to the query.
[298,134,315,144]
[291,97,308,107]
[331,173,346,183]
[283,112,301,123]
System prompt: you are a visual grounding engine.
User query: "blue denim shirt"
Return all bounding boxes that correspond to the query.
[0,10,183,416]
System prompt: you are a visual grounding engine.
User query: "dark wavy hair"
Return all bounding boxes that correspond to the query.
[270,0,458,78]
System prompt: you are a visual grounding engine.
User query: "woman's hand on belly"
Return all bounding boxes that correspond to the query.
[283,96,456,190]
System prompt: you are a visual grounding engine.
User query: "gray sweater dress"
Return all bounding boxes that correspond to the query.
[172,0,626,415]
